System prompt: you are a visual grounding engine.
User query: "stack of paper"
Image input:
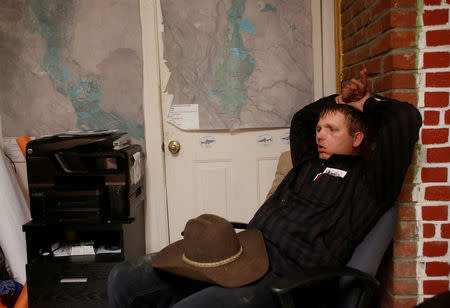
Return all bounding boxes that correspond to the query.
[71,245,95,255]
[96,245,121,254]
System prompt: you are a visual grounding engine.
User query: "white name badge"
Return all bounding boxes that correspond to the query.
[323,167,347,178]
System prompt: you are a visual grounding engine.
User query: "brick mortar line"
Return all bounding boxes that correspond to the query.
[343,49,419,70]
[416,257,450,265]
[421,26,450,31]
[418,143,450,148]
[419,49,450,56]
[418,43,450,50]
[342,4,417,30]
[340,0,377,28]
[344,25,420,43]
[421,125,450,129]
[420,82,450,88]
[374,64,418,73]
[340,0,358,12]
[415,202,450,208]
[343,48,418,65]
[418,225,450,230]
[420,143,450,148]
[423,6,450,10]
[420,68,450,73]
[343,27,418,52]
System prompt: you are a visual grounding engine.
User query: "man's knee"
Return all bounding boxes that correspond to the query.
[108,254,166,301]
[108,261,132,294]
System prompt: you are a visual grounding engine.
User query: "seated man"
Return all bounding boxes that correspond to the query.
[249,68,423,275]
[108,69,422,307]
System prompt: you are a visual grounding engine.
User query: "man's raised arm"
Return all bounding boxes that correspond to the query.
[338,68,422,204]
[363,95,422,204]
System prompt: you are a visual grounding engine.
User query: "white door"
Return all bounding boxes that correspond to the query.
[164,129,290,242]
[141,0,337,250]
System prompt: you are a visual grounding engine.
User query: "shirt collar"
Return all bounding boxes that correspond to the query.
[321,154,361,164]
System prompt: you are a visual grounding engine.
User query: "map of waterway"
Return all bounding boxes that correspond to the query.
[162,0,313,130]
[0,0,144,140]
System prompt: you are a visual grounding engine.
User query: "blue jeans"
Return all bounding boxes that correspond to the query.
[107,253,279,308]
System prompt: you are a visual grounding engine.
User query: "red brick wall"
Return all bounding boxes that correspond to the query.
[417,0,450,303]
[340,0,450,307]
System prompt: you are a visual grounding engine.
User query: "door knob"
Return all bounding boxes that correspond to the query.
[168,140,181,154]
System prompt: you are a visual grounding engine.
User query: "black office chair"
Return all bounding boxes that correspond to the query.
[268,205,398,308]
[131,205,396,308]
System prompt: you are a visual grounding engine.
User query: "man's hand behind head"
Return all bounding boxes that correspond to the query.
[340,68,370,112]
[342,68,367,102]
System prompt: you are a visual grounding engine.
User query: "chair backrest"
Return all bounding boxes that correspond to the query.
[338,206,398,308]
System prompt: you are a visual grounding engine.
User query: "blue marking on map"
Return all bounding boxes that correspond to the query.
[210,0,256,118]
[62,64,72,80]
[77,112,91,119]
[29,1,145,140]
[43,26,51,36]
[30,17,51,38]
[226,8,237,18]
[238,19,257,34]
[291,24,297,30]
[230,47,247,60]
[42,52,59,73]
[90,92,101,101]
[69,87,81,99]
[208,91,213,99]
[250,58,255,63]
[43,55,58,74]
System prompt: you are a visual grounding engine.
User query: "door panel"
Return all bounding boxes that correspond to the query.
[195,160,232,218]
[164,130,289,242]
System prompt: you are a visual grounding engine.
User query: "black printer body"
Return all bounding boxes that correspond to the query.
[25,132,144,224]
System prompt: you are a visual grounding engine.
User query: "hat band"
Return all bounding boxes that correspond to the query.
[182,245,243,268]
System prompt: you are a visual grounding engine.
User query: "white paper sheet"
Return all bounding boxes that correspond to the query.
[0,151,30,284]
[167,104,200,130]
[2,137,25,162]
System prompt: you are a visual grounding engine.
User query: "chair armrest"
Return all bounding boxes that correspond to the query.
[181,221,248,236]
[271,266,380,295]
[230,222,248,229]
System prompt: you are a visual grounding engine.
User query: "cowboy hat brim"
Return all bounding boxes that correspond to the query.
[152,229,269,288]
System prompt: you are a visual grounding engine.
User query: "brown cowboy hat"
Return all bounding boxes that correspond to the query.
[152,214,269,288]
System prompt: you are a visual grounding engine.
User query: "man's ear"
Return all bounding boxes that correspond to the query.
[353,131,364,148]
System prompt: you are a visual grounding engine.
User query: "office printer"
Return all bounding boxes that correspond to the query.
[25,131,144,224]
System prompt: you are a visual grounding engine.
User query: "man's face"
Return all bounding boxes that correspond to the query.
[316,111,359,160]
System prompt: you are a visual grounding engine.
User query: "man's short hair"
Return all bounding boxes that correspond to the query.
[320,103,367,136]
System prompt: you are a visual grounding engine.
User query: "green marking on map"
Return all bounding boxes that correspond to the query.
[210,0,255,118]
[29,0,144,139]
[261,4,277,12]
